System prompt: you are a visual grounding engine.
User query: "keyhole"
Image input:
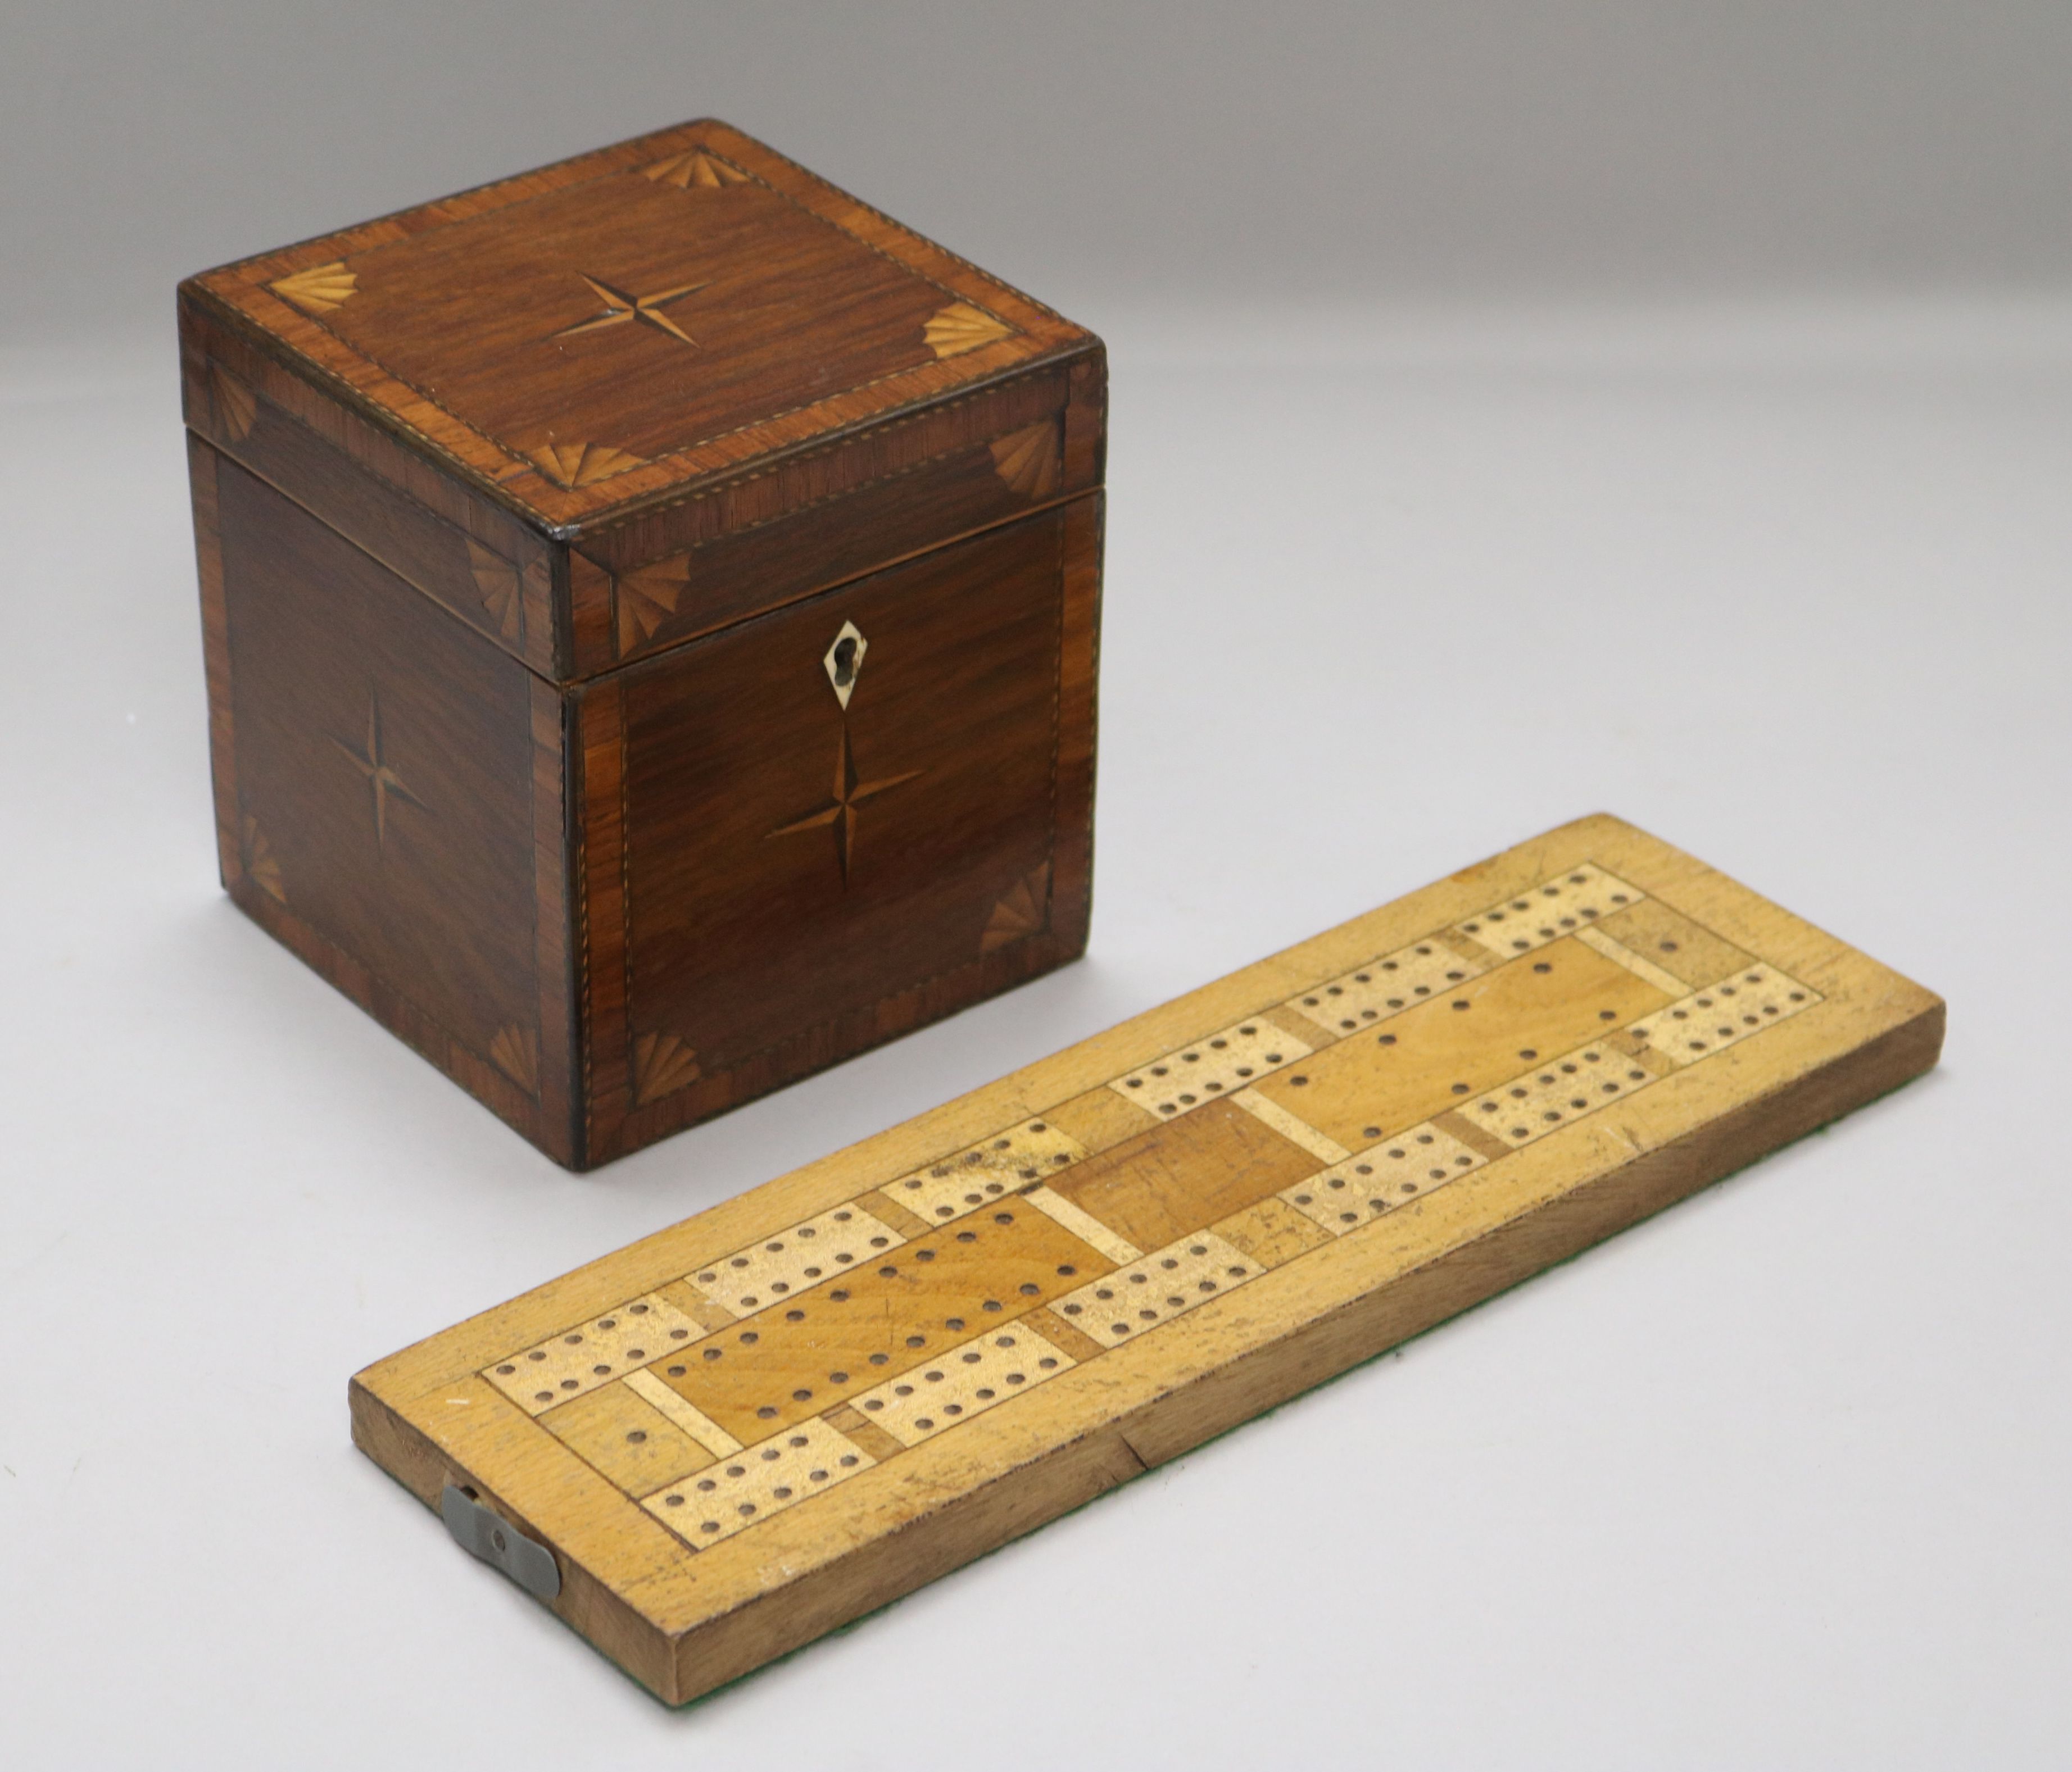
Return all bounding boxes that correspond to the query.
[832,637,858,687]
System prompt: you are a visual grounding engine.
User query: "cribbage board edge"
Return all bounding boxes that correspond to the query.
[351,812,1943,1702]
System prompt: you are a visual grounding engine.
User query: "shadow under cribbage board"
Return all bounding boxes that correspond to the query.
[352,814,1943,1703]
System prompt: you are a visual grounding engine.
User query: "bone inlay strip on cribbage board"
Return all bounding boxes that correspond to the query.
[358,818,1943,1704]
[477,861,1818,1532]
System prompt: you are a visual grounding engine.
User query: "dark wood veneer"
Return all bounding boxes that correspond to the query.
[182,119,1104,1167]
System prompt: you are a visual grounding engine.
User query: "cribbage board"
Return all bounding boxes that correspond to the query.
[352,815,1942,1702]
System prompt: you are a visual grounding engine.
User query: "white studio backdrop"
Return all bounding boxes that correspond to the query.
[2,3,2069,1765]
[6,1,2072,340]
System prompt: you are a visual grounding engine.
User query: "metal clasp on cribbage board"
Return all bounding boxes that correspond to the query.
[439,1485,561,1601]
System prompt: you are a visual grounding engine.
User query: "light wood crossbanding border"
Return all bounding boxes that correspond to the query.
[351,814,1942,1703]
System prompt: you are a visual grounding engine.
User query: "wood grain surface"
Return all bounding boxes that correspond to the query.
[206,446,576,1158]
[178,118,1099,537]
[351,814,1944,1701]
[580,509,1069,1158]
[181,119,1105,1166]
[183,472,1098,1166]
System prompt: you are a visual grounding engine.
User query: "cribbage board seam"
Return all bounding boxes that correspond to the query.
[239,148,1020,501]
[489,864,1821,1546]
[532,1382,708,1500]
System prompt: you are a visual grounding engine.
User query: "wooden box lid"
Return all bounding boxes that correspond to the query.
[179,118,1099,555]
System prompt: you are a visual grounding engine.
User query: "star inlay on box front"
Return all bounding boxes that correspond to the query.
[764,621,924,887]
[620,517,1064,1082]
[767,725,924,888]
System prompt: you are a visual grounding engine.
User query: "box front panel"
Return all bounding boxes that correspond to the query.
[583,502,1095,1159]
[205,451,574,1157]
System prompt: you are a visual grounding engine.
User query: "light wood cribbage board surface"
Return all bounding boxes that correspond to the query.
[352,815,1942,1703]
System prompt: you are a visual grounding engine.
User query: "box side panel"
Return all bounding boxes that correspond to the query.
[187,434,243,893]
[566,344,1104,678]
[577,497,1101,1164]
[180,293,564,678]
[201,444,577,1163]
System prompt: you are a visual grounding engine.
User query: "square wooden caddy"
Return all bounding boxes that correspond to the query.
[179,119,1105,1168]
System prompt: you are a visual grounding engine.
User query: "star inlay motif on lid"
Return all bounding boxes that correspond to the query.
[553,272,710,348]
